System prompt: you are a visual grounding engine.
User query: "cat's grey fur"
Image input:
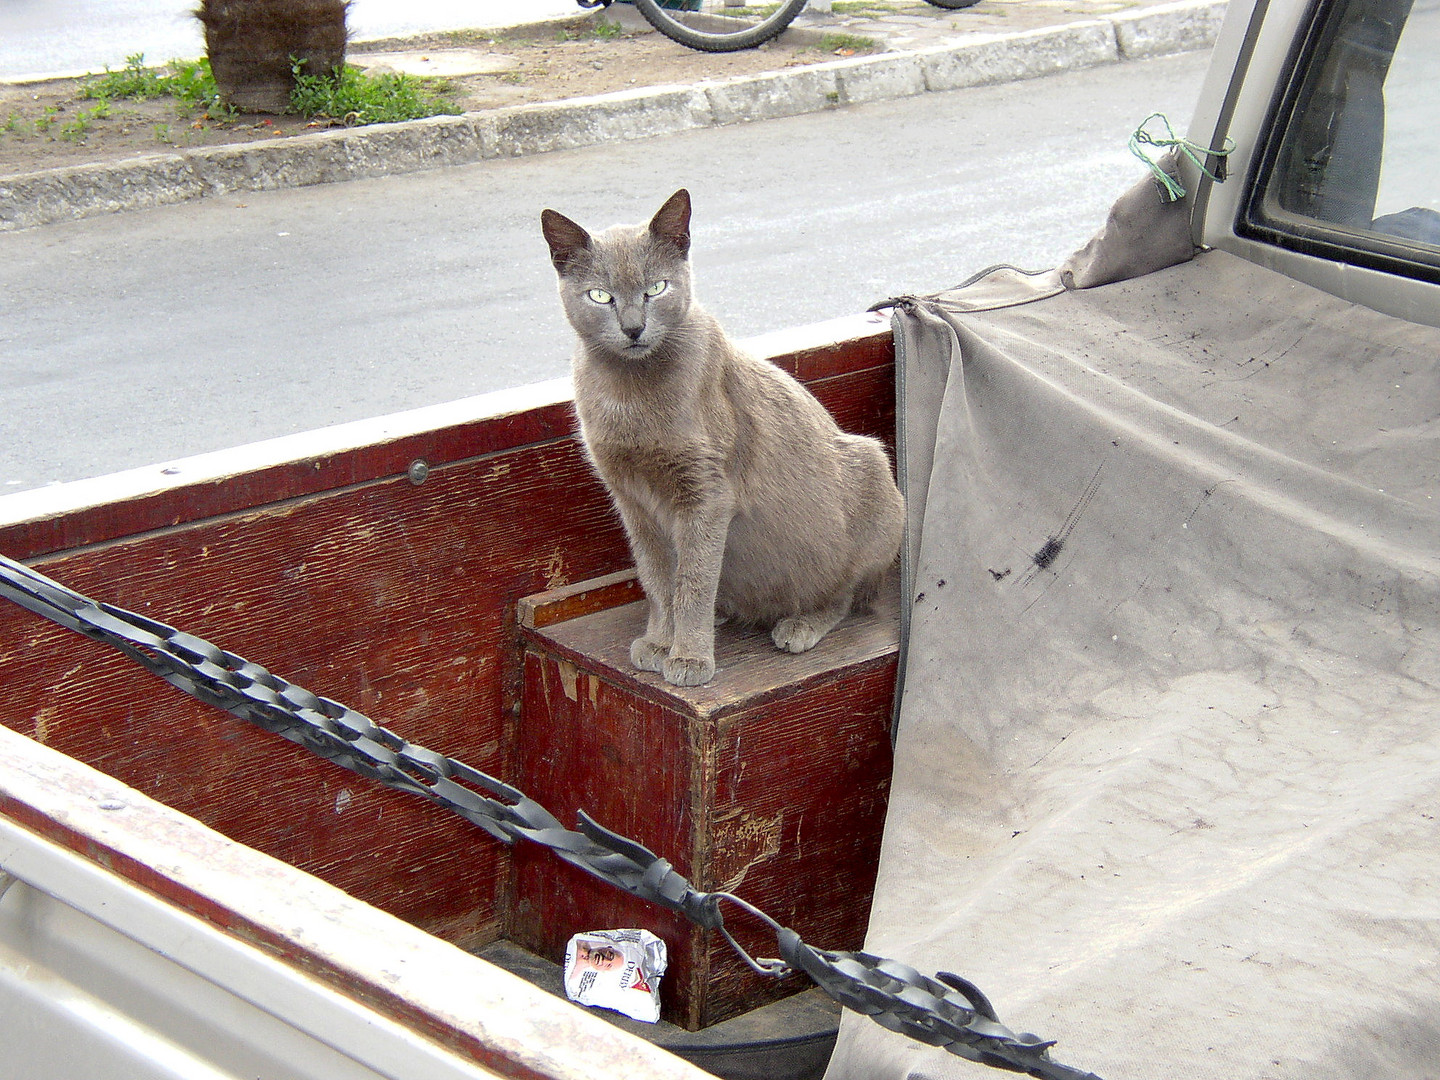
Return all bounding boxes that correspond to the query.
[542,189,903,687]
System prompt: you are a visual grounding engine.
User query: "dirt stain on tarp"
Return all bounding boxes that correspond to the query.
[1023,459,1105,586]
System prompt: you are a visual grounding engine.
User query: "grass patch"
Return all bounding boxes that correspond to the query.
[555,19,626,41]
[830,0,903,15]
[438,29,504,46]
[81,54,171,101]
[289,61,462,124]
[698,4,783,16]
[59,100,111,141]
[814,32,881,51]
[75,52,460,128]
[80,54,232,119]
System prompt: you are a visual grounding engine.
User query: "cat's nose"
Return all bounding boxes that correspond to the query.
[623,324,644,341]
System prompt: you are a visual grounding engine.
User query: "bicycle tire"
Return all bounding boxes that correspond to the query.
[633,0,809,52]
[922,0,981,9]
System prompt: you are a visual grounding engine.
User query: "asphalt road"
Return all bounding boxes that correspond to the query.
[0,49,1210,494]
[0,0,580,79]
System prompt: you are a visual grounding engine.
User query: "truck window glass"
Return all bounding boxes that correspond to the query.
[1242,0,1440,279]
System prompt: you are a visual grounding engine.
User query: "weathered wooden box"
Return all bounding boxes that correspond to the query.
[511,570,898,1030]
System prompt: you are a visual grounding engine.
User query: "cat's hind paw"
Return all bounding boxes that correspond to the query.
[631,636,669,673]
[663,654,715,687]
[771,615,831,654]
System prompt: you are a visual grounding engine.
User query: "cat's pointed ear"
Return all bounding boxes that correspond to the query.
[648,188,692,258]
[542,208,592,273]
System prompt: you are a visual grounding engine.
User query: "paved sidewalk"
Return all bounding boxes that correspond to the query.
[0,0,1225,231]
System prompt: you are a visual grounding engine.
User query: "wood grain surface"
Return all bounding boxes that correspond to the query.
[0,324,896,1012]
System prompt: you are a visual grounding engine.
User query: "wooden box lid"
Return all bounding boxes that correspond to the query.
[519,570,900,722]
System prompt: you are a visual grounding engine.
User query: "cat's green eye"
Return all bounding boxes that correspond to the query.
[643,281,669,298]
[586,288,613,304]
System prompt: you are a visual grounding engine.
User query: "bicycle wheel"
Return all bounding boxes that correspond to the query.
[633,0,810,52]
[922,0,981,9]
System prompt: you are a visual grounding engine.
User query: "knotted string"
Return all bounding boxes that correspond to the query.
[1128,112,1234,202]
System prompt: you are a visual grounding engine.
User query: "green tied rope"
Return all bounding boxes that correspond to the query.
[1128,112,1234,202]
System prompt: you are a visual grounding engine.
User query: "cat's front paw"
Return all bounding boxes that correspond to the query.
[631,636,669,673]
[771,616,828,654]
[663,654,715,687]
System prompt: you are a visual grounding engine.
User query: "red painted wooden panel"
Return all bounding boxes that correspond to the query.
[512,651,706,1023]
[0,400,580,563]
[0,436,629,942]
[0,320,892,561]
[0,329,896,982]
[514,599,896,1029]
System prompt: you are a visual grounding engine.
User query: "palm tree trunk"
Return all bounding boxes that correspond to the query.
[197,0,351,114]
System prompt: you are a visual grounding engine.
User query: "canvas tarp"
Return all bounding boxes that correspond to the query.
[825,241,1440,1080]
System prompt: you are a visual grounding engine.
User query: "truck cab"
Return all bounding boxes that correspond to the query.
[1193,0,1439,323]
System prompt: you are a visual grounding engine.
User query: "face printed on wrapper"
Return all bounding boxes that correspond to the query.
[573,942,625,973]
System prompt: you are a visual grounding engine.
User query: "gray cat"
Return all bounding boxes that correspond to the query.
[542,189,903,687]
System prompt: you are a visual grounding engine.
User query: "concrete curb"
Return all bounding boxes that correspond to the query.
[0,0,1225,232]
